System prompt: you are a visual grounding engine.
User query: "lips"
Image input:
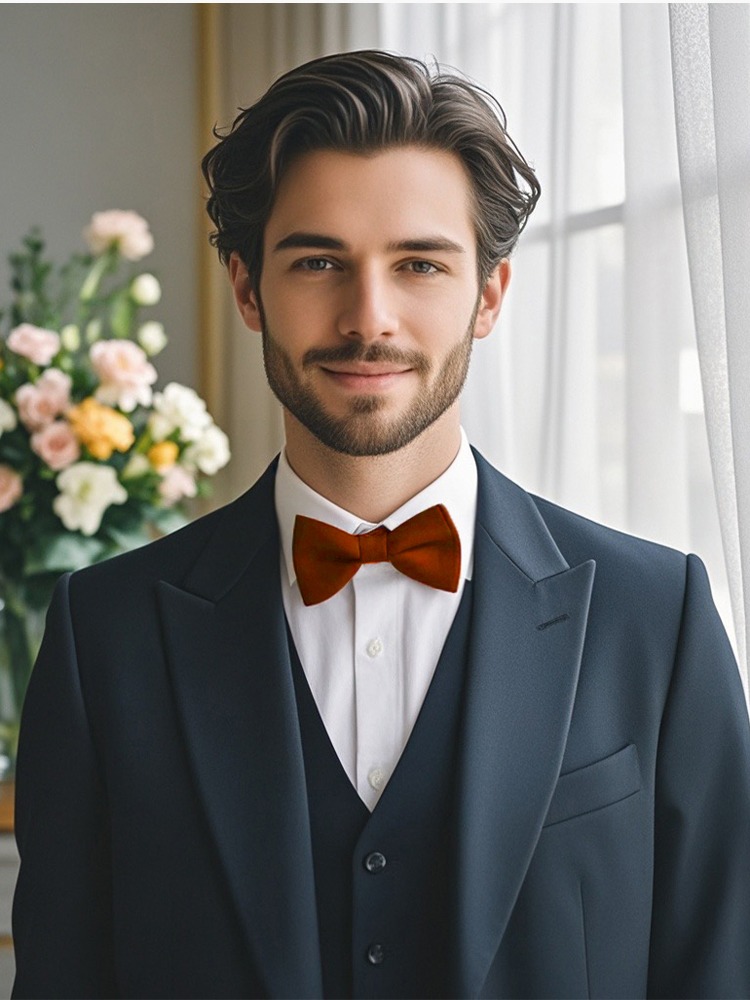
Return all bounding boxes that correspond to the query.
[321,363,411,377]
[320,364,412,391]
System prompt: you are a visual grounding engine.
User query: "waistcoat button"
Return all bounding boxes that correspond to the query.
[364,851,387,873]
[367,943,385,965]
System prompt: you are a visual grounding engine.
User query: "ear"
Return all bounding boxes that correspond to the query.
[228,252,263,333]
[472,258,511,341]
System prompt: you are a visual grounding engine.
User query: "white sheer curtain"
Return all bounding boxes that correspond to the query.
[381,4,732,649]
[203,4,737,677]
[669,3,750,689]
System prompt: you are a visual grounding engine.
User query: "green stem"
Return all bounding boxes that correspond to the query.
[79,247,117,303]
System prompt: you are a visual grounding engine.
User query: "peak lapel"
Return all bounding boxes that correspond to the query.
[157,463,323,999]
[452,454,596,997]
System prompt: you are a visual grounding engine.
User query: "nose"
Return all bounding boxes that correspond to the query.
[335,266,399,342]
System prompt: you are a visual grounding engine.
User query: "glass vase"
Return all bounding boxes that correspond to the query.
[0,581,46,780]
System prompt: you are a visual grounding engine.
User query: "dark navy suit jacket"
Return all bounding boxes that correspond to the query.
[12,452,750,998]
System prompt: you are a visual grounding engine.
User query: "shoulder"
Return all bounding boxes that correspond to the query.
[67,459,278,604]
[71,502,227,591]
[531,490,701,633]
[473,447,689,580]
[532,491,687,581]
[473,449,696,637]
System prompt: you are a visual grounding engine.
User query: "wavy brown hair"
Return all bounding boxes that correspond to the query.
[202,49,540,287]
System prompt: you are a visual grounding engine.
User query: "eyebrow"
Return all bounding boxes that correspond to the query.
[272,231,466,255]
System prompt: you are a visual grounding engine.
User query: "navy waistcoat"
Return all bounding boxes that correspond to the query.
[289,582,473,999]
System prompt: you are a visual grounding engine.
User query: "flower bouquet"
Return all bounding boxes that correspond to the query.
[0,211,230,775]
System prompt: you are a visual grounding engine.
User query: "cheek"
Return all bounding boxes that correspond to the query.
[263,278,331,328]
[411,300,476,346]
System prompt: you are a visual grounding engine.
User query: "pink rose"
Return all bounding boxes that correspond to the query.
[30,420,81,471]
[7,324,61,366]
[83,210,154,261]
[91,340,157,413]
[15,369,72,430]
[158,465,197,507]
[0,465,22,513]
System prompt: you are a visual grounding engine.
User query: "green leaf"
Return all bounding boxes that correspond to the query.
[149,507,189,534]
[23,533,106,574]
[100,523,151,553]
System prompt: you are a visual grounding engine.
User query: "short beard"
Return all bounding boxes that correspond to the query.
[259,303,478,457]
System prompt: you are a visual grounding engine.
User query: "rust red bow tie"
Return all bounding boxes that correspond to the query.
[292,504,461,607]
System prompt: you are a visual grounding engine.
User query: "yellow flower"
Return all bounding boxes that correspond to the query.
[68,397,135,460]
[147,440,179,472]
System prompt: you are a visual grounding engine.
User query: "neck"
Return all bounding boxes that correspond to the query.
[283,407,462,523]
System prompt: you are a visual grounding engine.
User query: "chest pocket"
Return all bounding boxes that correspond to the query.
[542,743,641,827]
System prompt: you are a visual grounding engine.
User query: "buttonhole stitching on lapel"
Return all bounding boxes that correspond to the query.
[537,613,570,631]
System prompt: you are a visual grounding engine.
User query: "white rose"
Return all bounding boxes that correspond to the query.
[53,462,127,536]
[149,382,212,443]
[83,210,154,262]
[0,399,17,436]
[183,424,231,476]
[60,324,81,352]
[130,273,162,306]
[137,321,168,357]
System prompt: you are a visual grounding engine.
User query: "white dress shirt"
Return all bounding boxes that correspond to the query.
[275,429,478,810]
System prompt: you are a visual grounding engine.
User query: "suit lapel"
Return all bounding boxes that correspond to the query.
[157,463,323,999]
[452,453,596,997]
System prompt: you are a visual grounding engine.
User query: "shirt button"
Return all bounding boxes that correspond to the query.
[366,637,384,658]
[367,943,385,965]
[364,851,387,873]
[368,767,386,790]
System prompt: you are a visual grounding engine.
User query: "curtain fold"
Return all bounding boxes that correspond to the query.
[621,5,691,549]
[669,3,750,687]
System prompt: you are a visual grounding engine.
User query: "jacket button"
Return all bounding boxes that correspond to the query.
[367,943,385,965]
[364,851,387,873]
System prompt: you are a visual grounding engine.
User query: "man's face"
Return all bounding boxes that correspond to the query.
[231,145,509,457]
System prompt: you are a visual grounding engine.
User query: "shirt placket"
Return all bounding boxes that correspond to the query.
[352,563,401,808]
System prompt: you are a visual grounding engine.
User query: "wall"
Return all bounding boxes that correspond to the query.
[0,3,198,390]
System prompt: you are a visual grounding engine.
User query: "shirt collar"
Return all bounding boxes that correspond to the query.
[275,428,478,588]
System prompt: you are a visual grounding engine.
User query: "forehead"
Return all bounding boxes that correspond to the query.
[265,145,477,252]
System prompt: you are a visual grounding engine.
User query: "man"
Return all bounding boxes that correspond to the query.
[12,50,750,1000]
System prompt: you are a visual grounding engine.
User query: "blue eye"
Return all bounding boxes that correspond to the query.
[407,260,438,274]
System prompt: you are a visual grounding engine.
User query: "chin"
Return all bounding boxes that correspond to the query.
[293,400,448,457]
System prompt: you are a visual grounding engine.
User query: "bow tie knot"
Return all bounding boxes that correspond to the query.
[357,527,389,564]
[292,504,461,606]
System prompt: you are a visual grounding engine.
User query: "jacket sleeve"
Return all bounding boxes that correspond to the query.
[12,572,118,999]
[647,553,750,999]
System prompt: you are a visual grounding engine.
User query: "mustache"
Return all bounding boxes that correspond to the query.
[302,341,431,373]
